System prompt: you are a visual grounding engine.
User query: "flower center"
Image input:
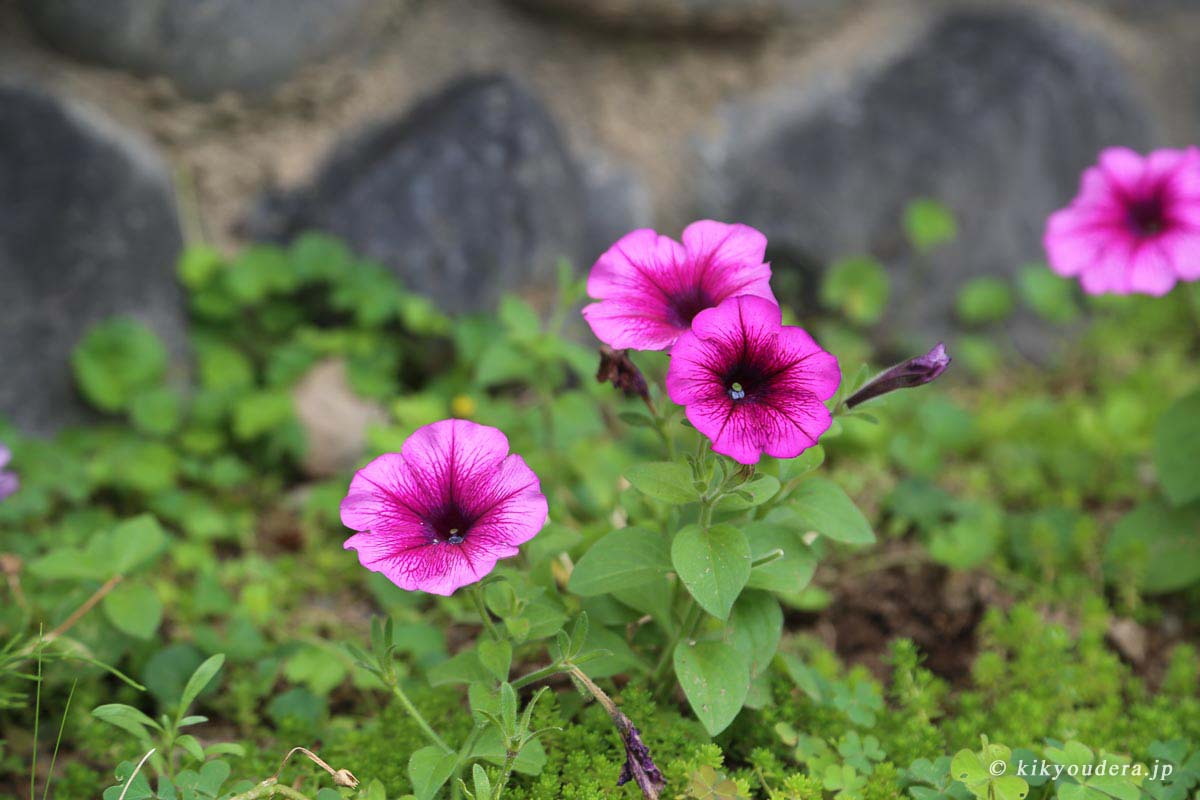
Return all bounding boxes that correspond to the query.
[1127,193,1166,237]
[427,503,474,545]
[669,287,714,328]
[728,381,746,401]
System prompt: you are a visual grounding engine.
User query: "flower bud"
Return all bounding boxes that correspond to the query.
[845,343,951,409]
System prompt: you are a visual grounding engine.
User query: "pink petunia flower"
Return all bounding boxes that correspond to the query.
[665,295,840,465]
[340,419,548,596]
[582,220,777,351]
[1044,146,1200,296]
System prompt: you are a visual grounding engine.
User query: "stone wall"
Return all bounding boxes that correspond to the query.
[2,0,1198,431]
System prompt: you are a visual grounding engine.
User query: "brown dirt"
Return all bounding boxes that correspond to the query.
[791,548,1004,685]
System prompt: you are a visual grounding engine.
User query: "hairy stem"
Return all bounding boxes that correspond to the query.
[470,584,502,641]
[387,680,453,753]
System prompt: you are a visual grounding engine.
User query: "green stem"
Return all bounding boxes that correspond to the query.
[511,663,565,690]
[470,585,502,641]
[450,723,488,800]
[387,680,453,753]
[491,748,519,800]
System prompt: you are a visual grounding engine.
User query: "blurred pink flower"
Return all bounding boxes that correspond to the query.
[0,444,17,502]
[582,220,777,351]
[666,295,840,465]
[1044,146,1200,296]
[340,419,547,596]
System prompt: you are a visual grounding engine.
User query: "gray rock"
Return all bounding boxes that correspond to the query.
[20,0,373,98]
[244,76,591,314]
[698,8,1155,358]
[509,0,839,35]
[0,83,185,433]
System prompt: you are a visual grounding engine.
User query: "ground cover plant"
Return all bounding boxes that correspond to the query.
[0,146,1198,800]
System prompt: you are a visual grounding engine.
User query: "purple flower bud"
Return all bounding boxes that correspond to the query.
[614,716,665,799]
[0,444,18,502]
[845,343,951,409]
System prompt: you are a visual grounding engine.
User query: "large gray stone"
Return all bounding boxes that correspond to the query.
[698,8,1156,358]
[243,76,591,314]
[509,0,840,35]
[20,0,373,98]
[0,83,185,433]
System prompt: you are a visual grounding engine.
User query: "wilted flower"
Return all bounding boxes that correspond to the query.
[665,295,840,465]
[845,343,951,409]
[582,220,776,352]
[568,665,663,800]
[1044,146,1200,295]
[616,719,665,798]
[596,345,651,404]
[340,419,547,596]
[0,444,17,502]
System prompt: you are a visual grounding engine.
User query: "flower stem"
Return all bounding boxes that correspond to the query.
[470,584,502,641]
[387,680,452,754]
[491,749,518,800]
[511,663,565,690]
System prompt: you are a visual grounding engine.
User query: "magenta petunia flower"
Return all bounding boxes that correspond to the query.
[582,220,777,351]
[665,295,840,465]
[0,444,17,502]
[1044,146,1200,296]
[340,419,548,596]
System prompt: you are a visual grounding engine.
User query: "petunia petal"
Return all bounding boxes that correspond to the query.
[1098,147,1146,197]
[1159,229,1200,280]
[774,328,841,402]
[1080,237,1135,295]
[1044,207,1124,277]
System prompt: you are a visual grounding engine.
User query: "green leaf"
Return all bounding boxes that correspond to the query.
[72,317,168,412]
[956,277,1014,325]
[671,523,751,620]
[821,256,890,326]
[673,640,751,736]
[568,527,672,596]
[284,645,348,696]
[1018,264,1079,323]
[477,639,512,683]
[129,387,183,436]
[625,462,700,505]
[110,514,169,574]
[904,198,958,253]
[726,590,782,677]
[1104,500,1200,593]
[232,391,294,440]
[179,654,226,713]
[408,746,457,800]
[785,478,875,545]
[92,703,162,740]
[743,522,816,593]
[103,582,163,639]
[715,475,781,512]
[473,764,493,800]
[175,733,205,763]
[1155,390,1200,506]
[428,650,493,686]
[499,295,542,341]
